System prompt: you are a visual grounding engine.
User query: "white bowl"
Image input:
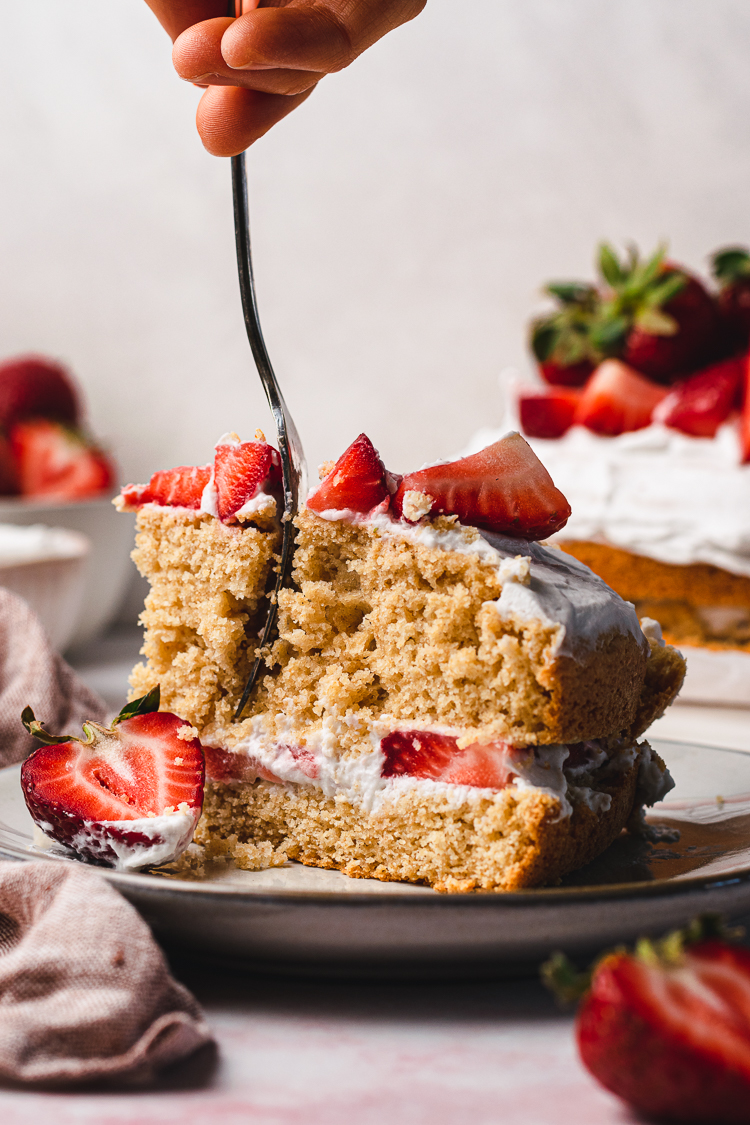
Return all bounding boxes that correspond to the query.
[0,524,90,650]
[0,496,136,647]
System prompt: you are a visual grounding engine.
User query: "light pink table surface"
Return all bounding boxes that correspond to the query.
[1,968,633,1125]
[2,628,748,1124]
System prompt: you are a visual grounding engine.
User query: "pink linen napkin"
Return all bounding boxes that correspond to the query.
[0,861,213,1087]
[0,587,107,768]
[0,591,214,1086]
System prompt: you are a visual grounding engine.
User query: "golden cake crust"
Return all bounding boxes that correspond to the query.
[559,540,750,650]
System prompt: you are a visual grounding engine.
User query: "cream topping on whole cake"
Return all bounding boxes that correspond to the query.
[465,416,750,578]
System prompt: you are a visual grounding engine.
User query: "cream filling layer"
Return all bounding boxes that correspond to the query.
[216,720,667,820]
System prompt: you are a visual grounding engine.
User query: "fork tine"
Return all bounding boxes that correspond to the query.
[229,152,307,721]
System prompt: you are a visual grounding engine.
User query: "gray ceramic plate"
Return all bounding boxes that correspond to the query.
[2,739,750,977]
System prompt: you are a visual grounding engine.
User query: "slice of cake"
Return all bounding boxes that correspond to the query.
[119,430,685,892]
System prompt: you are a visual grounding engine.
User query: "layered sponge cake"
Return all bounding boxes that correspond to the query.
[119,430,685,892]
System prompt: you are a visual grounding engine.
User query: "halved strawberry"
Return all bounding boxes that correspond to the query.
[544,917,750,1125]
[11,418,115,499]
[518,387,581,439]
[213,433,281,523]
[0,355,79,432]
[574,359,667,436]
[20,687,205,869]
[120,464,211,510]
[392,432,571,540]
[381,731,521,789]
[307,433,390,515]
[653,357,744,438]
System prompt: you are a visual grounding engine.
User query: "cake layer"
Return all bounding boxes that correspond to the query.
[560,541,750,650]
[231,509,653,750]
[195,752,645,893]
[129,506,281,730]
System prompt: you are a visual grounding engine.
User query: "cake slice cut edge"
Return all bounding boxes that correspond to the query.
[121,431,686,892]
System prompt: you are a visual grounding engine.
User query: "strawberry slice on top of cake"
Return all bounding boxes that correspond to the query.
[114,427,685,892]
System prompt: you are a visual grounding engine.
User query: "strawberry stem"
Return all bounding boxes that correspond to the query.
[21,706,84,746]
[113,685,161,726]
[540,952,592,1006]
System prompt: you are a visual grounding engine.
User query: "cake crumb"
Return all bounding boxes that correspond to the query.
[318,460,336,481]
[255,428,267,442]
[174,756,184,765]
[497,556,531,586]
[177,724,200,742]
[402,489,434,522]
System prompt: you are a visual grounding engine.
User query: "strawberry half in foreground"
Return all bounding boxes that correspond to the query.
[21,686,205,871]
[543,915,750,1125]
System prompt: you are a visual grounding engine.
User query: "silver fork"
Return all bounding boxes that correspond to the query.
[227,3,307,719]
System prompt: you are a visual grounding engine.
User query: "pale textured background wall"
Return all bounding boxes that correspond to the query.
[1,1,750,482]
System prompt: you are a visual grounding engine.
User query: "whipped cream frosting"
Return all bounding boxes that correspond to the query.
[465,415,750,578]
[33,809,198,871]
[223,719,662,821]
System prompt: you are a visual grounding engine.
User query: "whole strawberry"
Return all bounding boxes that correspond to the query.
[530,282,604,387]
[543,916,750,1124]
[596,243,719,384]
[21,686,205,870]
[711,246,750,356]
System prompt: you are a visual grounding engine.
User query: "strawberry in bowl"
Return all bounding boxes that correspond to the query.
[21,686,205,871]
[0,355,116,501]
[543,916,750,1125]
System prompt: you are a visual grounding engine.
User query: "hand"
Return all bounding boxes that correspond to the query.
[144,1,427,156]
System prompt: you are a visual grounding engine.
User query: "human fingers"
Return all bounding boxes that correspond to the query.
[173,17,321,95]
[143,1,228,41]
[221,1,427,74]
[195,83,316,156]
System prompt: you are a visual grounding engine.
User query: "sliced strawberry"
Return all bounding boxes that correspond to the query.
[213,434,281,523]
[653,356,744,438]
[518,387,581,439]
[0,355,79,432]
[539,359,594,388]
[739,355,750,464]
[392,432,571,540]
[307,433,390,515]
[11,418,115,500]
[120,464,211,510]
[204,743,317,785]
[204,745,282,784]
[21,690,205,869]
[381,731,516,789]
[546,921,750,1125]
[574,359,667,436]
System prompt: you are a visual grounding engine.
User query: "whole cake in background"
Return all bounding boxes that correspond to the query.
[0,354,115,500]
[115,429,685,892]
[471,243,750,679]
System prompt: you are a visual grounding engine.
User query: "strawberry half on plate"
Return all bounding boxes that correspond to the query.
[20,687,205,871]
